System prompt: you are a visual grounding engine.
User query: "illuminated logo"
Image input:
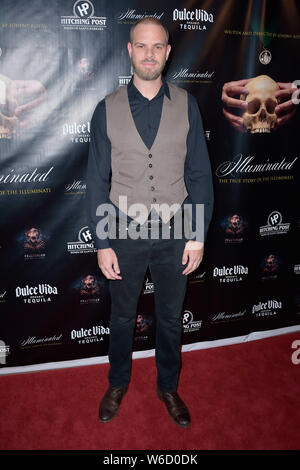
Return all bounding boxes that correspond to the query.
[117,9,164,23]
[211,310,246,323]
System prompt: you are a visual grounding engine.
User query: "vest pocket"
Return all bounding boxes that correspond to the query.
[111,178,132,189]
[170,175,184,185]
[118,167,145,180]
[118,169,132,178]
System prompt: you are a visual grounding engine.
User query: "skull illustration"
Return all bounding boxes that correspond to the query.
[24,227,45,251]
[0,74,19,135]
[26,228,41,244]
[241,75,279,134]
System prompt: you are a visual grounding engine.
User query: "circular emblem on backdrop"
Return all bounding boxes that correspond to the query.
[73,0,94,18]
[259,49,272,65]
[267,211,282,226]
[78,226,92,243]
[183,310,193,325]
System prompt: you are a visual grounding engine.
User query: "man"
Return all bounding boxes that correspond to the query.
[86,17,214,428]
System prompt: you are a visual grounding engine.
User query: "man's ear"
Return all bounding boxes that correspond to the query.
[166,44,171,61]
[127,42,132,59]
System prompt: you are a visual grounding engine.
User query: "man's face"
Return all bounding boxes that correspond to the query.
[127,23,171,81]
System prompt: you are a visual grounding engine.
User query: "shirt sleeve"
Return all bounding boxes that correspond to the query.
[184,93,214,242]
[85,99,112,249]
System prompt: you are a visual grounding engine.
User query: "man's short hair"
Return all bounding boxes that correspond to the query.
[129,17,169,44]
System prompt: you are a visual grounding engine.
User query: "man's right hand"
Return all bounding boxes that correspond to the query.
[221,78,252,132]
[97,248,122,280]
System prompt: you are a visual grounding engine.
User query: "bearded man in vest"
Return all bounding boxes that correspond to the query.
[86,17,214,428]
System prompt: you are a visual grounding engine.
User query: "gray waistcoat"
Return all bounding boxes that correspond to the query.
[105,82,189,224]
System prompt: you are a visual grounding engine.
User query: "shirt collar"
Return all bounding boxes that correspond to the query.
[128,75,171,101]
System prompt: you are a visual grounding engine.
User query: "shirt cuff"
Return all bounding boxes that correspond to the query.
[94,238,111,250]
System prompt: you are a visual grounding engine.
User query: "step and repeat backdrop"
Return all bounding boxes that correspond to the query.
[0,0,299,373]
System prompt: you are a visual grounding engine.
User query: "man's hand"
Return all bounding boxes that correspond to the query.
[182,241,204,275]
[274,82,298,130]
[221,78,252,132]
[11,79,46,118]
[97,248,122,280]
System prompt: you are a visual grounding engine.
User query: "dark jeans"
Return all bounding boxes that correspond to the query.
[108,217,188,392]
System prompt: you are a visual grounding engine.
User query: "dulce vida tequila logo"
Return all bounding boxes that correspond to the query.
[62,121,90,143]
[252,300,282,317]
[70,325,110,344]
[173,8,214,30]
[213,265,248,283]
[15,283,58,303]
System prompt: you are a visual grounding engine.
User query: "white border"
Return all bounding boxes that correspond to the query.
[1,324,300,375]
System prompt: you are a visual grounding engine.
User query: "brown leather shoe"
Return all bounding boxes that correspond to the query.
[99,385,128,423]
[157,389,191,428]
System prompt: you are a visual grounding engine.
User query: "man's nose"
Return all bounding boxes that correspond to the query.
[145,47,155,59]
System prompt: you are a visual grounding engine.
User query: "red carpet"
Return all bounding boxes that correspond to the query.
[1,332,300,450]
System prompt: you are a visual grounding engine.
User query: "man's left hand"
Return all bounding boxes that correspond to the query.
[274,82,298,130]
[182,241,204,275]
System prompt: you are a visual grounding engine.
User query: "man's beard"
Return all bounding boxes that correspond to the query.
[131,57,166,81]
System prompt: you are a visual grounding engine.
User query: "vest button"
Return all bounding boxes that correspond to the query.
[148,154,152,158]
[151,186,155,191]
[149,175,153,180]
[149,163,152,168]
[152,198,157,203]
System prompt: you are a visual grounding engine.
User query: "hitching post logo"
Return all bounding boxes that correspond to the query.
[0,339,9,365]
[61,0,106,30]
[268,211,282,227]
[73,0,94,18]
[260,211,290,236]
[79,226,93,244]
[183,310,193,326]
